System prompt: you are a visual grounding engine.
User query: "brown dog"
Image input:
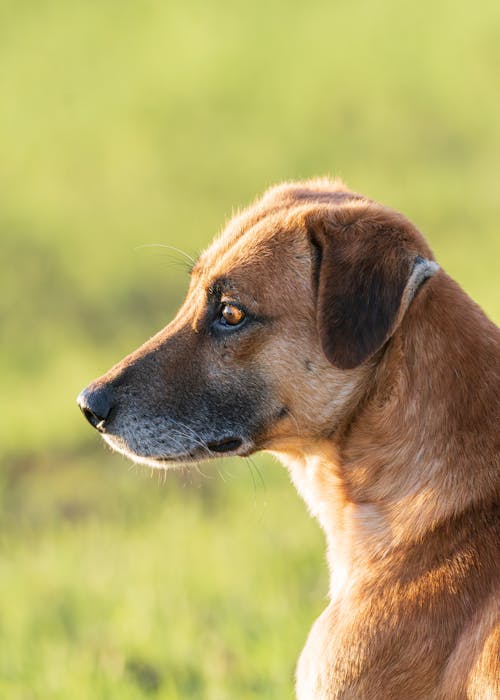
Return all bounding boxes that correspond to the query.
[78,179,499,699]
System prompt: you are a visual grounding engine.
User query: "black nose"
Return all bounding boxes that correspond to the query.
[77,384,114,432]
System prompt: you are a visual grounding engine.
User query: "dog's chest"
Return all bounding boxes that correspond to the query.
[295,599,445,700]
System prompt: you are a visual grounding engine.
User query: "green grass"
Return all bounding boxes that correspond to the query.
[0,453,325,699]
[1,0,499,696]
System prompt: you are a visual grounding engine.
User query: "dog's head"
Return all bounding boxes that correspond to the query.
[77,180,437,467]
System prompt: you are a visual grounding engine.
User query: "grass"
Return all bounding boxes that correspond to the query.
[0,452,325,699]
[1,0,499,696]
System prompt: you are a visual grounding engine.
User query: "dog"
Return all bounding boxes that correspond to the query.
[78,179,499,699]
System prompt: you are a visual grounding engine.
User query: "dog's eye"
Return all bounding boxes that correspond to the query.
[220,303,245,326]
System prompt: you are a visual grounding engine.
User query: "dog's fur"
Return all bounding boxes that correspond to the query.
[79,179,499,699]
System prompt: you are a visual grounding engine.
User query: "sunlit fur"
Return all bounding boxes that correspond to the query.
[82,179,499,699]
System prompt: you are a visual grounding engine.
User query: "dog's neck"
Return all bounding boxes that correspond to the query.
[275,272,499,597]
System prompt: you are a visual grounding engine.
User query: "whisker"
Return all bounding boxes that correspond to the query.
[245,456,258,499]
[218,463,236,480]
[170,422,214,460]
[216,465,227,483]
[247,455,266,490]
[134,243,196,269]
[148,256,193,273]
[191,460,211,480]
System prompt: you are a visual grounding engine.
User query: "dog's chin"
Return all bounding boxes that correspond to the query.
[102,433,253,470]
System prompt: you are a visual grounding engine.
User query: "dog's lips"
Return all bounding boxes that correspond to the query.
[155,437,249,462]
[206,437,243,453]
[101,429,253,466]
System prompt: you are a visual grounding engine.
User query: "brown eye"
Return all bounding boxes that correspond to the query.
[220,303,245,326]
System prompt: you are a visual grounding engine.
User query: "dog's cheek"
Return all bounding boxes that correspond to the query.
[158,339,272,428]
[202,370,276,437]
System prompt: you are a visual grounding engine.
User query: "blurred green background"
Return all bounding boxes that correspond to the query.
[1,0,499,697]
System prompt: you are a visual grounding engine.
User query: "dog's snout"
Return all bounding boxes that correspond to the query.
[77,384,114,432]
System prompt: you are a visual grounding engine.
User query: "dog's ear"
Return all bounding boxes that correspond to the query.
[307,206,438,370]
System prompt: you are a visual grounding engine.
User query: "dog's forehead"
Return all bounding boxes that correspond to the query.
[193,208,309,287]
[191,179,364,295]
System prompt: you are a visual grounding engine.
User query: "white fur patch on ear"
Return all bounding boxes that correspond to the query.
[399,256,440,320]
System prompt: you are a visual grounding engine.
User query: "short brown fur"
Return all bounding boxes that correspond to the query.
[79,180,500,699]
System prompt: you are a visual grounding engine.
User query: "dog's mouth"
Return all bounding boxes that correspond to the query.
[102,432,250,467]
[206,437,243,453]
[155,436,246,462]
